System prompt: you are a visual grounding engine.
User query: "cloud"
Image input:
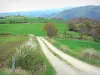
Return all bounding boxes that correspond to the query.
[0,0,100,12]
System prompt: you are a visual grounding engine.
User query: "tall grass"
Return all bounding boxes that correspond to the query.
[0,35,28,68]
[13,34,45,74]
[0,68,30,75]
[15,34,37,57]
[82,48,100,60]
[9,34,55,75]
[51,38,100,66]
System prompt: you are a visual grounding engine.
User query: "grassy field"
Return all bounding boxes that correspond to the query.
[56,39,100,51]
[0,16,65,23]
[0,35,28,68]
[0,17,65,75]
[0,23,66,36]
[48,38,100,67]
[0,16,99,74]
[0,35,55,75]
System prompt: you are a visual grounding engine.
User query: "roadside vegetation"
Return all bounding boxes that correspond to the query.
[46,37,100,67]
[0,35,55,75]
[0,68,30,75]
[44,18,100,67]
[0,35,28,68]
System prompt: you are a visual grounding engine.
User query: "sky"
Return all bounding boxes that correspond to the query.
[0,0,100,13]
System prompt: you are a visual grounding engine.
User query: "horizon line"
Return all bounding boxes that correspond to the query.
[0,5,99,13]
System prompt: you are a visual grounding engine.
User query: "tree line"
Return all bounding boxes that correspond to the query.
[44,18,100,42]
[67,18,100,42]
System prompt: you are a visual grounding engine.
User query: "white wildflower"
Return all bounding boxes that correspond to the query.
[15,34,38,56]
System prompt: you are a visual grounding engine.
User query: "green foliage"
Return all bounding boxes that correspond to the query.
[56,39,100,51]
[5,35,55,75]
[66,31,79,38]
[0,16,65,24]
[14,37,45,74]
[82,48,100,60]
[91,27,100,42]
[0,35,28,68]
[15,49,45,74]
[0,23,45,36]
[44,22,58,37]
[52,38,100,66]
[67,18,100,40]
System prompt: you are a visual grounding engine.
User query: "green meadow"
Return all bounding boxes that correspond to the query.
[0,16,100,75]
[0,23,66,36]
[50,38,100,66]
[0,16,65,24]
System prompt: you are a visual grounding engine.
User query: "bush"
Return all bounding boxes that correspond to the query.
[9,35,46,74]
[0,33,12,35]
[43,22,58,37]
[66,31,79,38]
[82,48,100,60]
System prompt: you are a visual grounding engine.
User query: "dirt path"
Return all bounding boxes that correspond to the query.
[37,37,90,75]
[40,37,100,75]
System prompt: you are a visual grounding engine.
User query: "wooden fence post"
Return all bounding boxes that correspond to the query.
[12,56,15,72]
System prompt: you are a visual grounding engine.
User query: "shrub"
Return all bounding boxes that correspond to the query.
[9,35,46,74]
[0,33,12,35]
[82,48,100,60]
[43,22,58,37]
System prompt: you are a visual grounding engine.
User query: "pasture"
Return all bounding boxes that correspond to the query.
[0,16,65,24]
[0,23,66,36]
[0,16,100,74]
[50,38,100,66]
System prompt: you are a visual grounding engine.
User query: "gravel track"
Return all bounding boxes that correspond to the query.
[37,37,90,75]
[40,37,100,75]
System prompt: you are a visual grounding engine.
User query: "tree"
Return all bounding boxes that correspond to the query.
[91,27,97,41]
[67,21,77,31]
[0,17,5,19]
[43,22,58,37]
[91,26,100,42]
[83,20,93,35]
[63,29,67,39]
[79,23,87,39]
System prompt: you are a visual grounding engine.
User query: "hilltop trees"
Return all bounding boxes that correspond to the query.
[43,22,58,37]
[67,18,100,41]
[91,26,100,42]
[68,18,93,33]
[79,23,87,39]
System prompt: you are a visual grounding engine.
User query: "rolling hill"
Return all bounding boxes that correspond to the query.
[0,7,74,18]
[53,5,100,20]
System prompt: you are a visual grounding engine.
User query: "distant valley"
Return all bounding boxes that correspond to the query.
[0,5,100,20]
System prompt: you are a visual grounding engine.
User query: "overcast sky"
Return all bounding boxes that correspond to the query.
[0,0,100,12]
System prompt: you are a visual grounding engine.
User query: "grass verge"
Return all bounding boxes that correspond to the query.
[46,37,100,67]
[0,35,55,75]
